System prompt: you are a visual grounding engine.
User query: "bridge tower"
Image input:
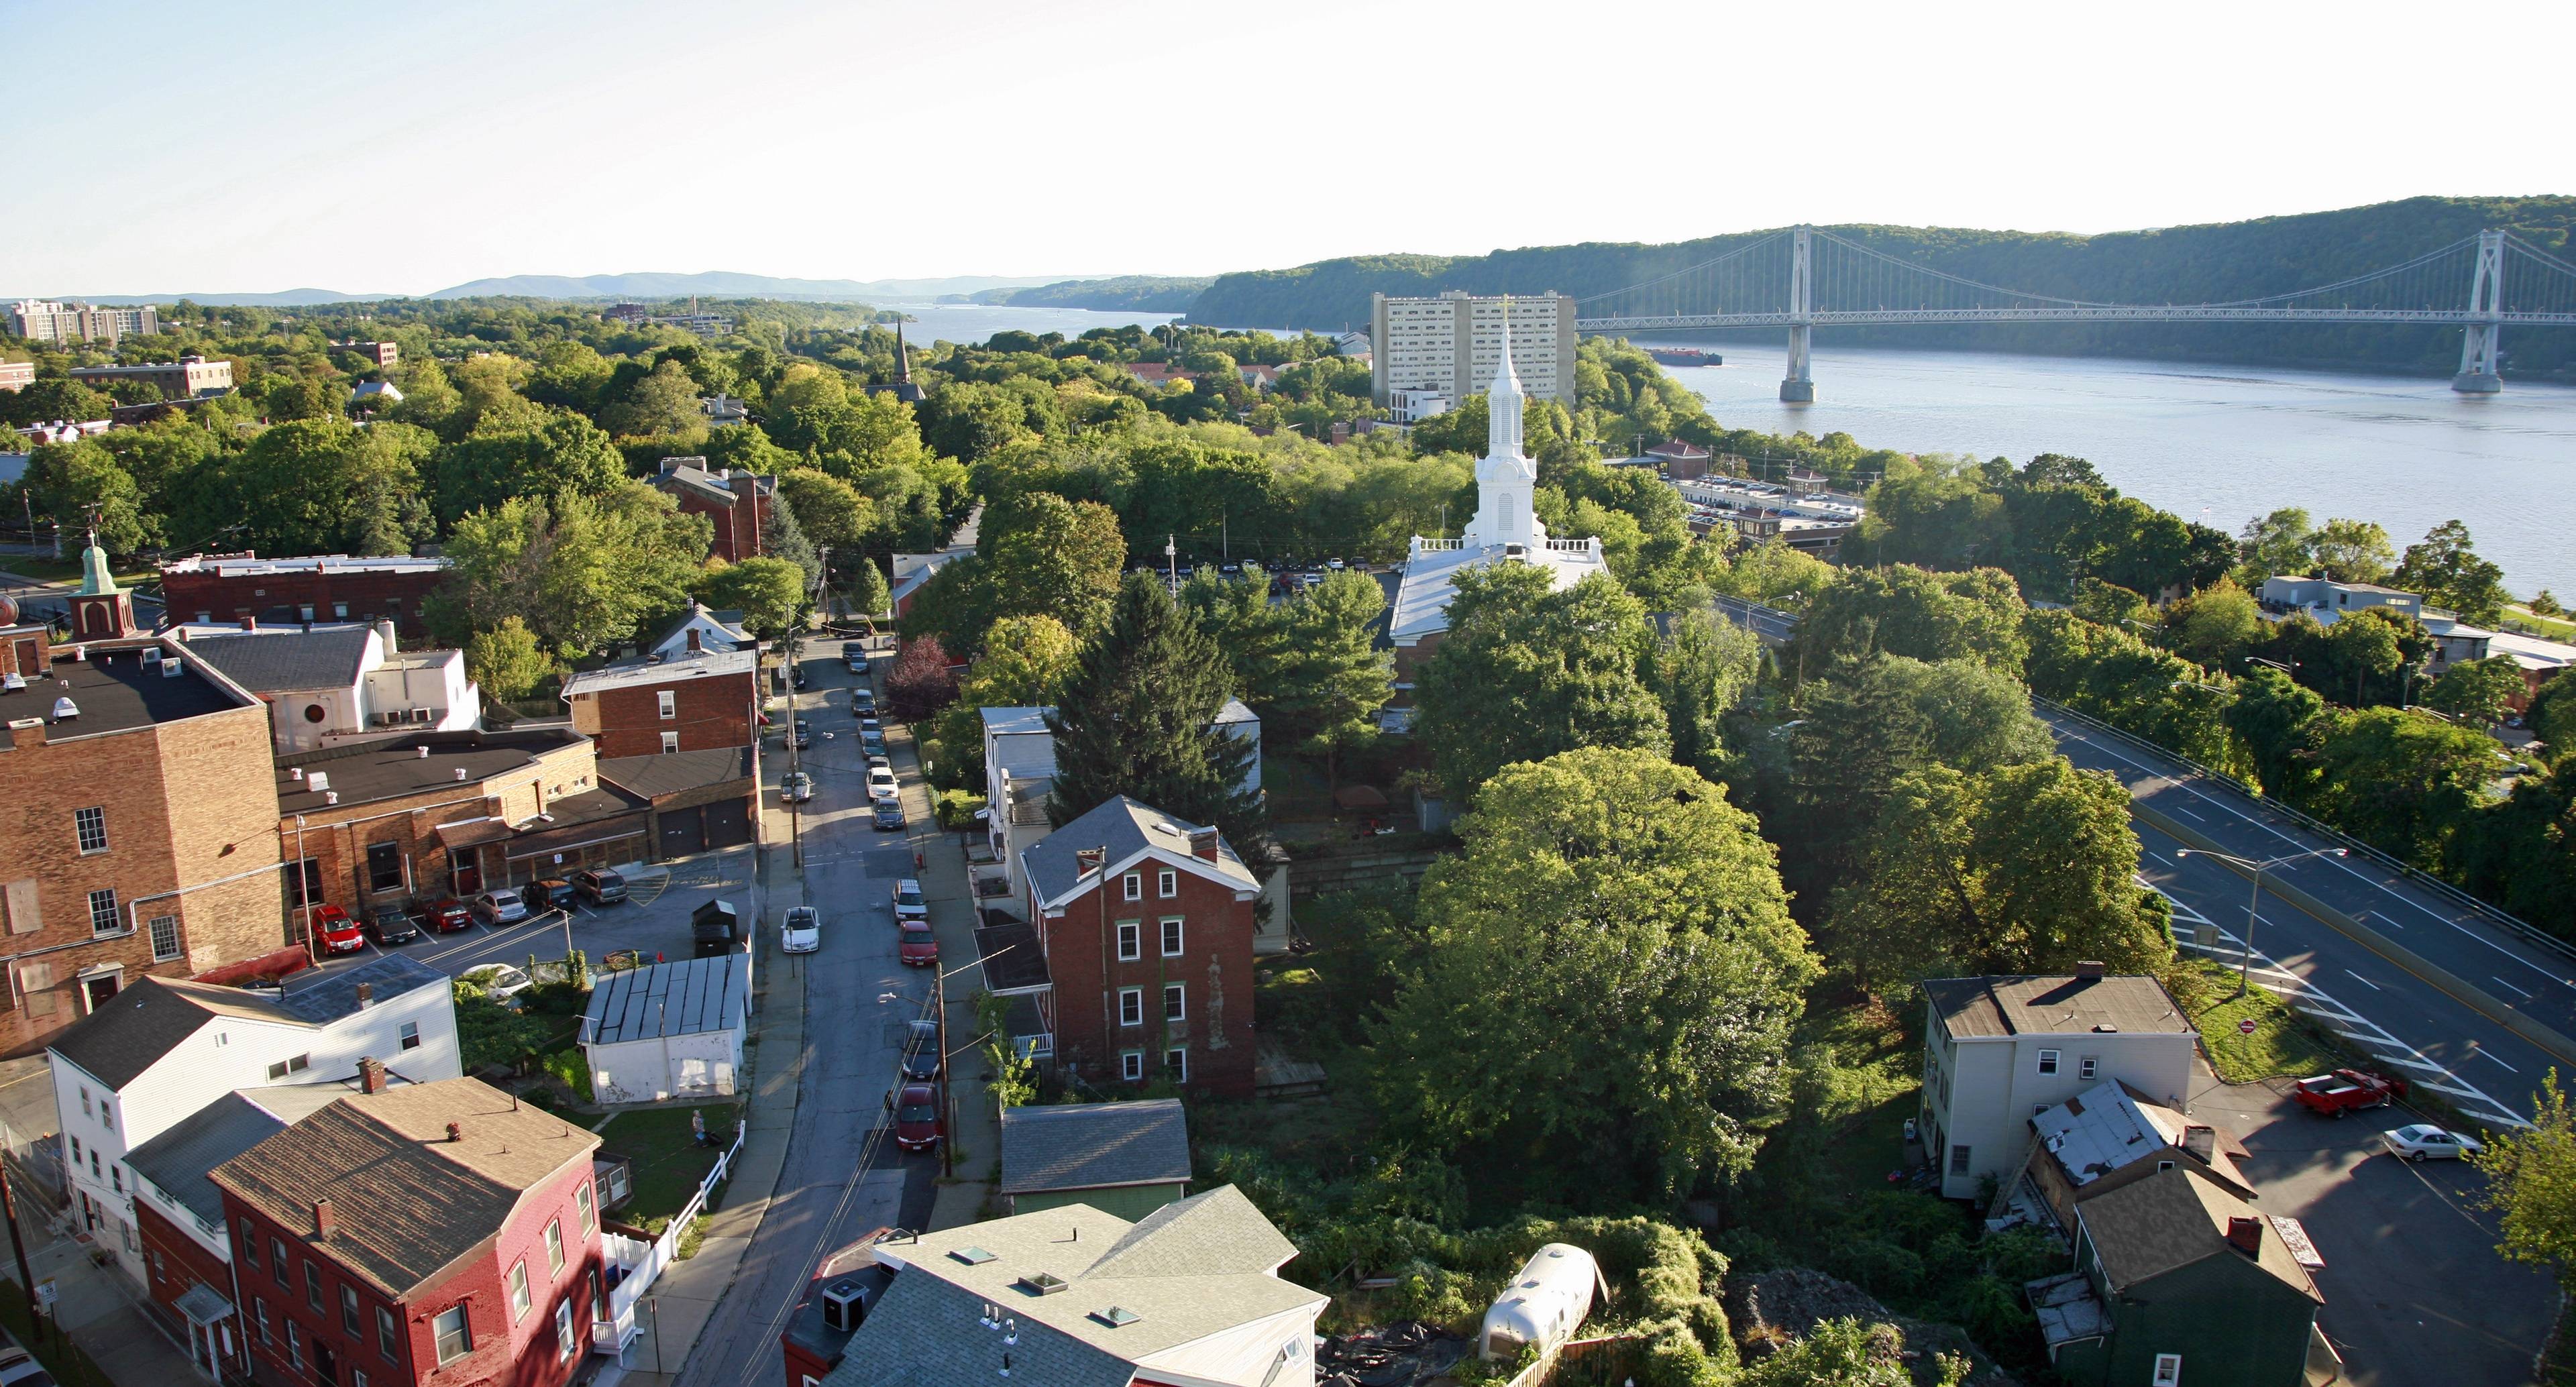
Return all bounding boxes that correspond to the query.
[1780,224,1815,402]
[2453,229,2506,394]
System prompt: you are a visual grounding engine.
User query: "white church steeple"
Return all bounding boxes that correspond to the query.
[1462,309,1544,547]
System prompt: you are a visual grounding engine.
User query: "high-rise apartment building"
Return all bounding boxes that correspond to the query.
[8,300,160,343]
[1369,290,1576,407]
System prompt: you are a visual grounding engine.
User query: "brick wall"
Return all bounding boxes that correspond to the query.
[1036,854,1258,1097]
[284,740,602,916]
[570,671,755,760]
[162,567,449,639]
[136,1199,251,1376]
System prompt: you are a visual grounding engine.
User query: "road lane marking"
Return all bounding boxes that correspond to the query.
[2413,1081,2486,1099]
[2375,1055,2446,1072]
[2343,970,2381,991]
[2493,976,2537,1000]
[2475,1048,2519,1073]
[2171,805,2207,822]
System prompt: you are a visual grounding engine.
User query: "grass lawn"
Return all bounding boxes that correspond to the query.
[596,1103,739,1229]
[1261,752,1336,822]
[1757,990,1924,1205]
[0,557,153,587]
[0,1275,112,1387]
[2171,957,2343,1083]
[2506,604,2576,642]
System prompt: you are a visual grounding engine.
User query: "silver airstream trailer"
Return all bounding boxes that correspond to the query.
[1478,1243,1607,1362]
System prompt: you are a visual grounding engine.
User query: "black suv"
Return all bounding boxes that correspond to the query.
[362,906,421,946]
[901,1018,942,1081]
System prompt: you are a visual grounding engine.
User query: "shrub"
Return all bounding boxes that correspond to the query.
[934,789,988,830]
[542,1046,594,1103]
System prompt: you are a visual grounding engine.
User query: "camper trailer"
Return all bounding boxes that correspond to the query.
[1479,1243,1606,1362]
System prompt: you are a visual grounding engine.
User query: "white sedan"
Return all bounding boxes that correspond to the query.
[2382,1123,2482,1162]
[867,766,899,799]
[781,906,821,954]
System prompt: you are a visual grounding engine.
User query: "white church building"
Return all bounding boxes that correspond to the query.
[1387,318,1607,653]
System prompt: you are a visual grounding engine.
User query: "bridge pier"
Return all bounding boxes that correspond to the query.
[2454,323,2503,393]
[1780,225,1815,401]
[1780,325,1815,402]
[2453,229,2506,394]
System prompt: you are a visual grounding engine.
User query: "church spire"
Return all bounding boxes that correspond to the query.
[895,319,912,384]
[1460,306,1544,549]
[1485,307,1525,467]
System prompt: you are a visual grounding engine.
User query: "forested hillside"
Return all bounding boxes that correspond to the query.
[1189,196,2576,378]
[968,274,1210,311]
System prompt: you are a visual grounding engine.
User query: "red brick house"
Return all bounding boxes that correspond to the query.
[160,554,452,641]
[211,1074,604,1387]
[559,649,760,759]
[1015,797,1262,1097]
[651,459,775,563]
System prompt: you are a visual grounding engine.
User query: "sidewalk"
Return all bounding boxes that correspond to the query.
[0,1217,202,1387]
[919,806,996,1231]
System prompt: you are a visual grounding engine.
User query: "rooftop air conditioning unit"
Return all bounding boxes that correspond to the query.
[162,657,184,678]
[51,697,78,720]
[820,1279,871,1333]
[2,673,23,692]
[307,771,331,794]
[140,647,160,664]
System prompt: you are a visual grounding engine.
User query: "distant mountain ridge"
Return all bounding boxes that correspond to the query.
[19,270,1119,308]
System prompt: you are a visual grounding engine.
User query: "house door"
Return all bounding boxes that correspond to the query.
[315,1341,337,1385]
[79,972,119,1014]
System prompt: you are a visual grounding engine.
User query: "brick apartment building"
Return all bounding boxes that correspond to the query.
[0,362,34,392]
[68,355,233,400]
[345,341,398,367]
[651,458,775,563]
[213,1076,604,1387]
[0,599,290,1058]
[1014,796,1263,1095]
[161,554,453,640]
[559,649,759,759]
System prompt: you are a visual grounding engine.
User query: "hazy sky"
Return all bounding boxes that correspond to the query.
[8,0,2569,296]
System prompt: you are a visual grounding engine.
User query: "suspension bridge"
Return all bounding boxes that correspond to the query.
[1574,226,2576,400]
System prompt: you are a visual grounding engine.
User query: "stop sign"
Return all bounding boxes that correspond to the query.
[2237,1018,2259,1035]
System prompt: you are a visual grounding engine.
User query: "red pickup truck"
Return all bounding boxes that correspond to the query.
[2292,1069,2408,1117]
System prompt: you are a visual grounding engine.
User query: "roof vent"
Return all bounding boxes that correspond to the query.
[324,791,339,806]
[1093,1306,1141,1328]
[1016,1272,1069,1296]
[163,656,184,678]
[307,771,330,794]
[951,1246,998,1266]
[2092,1024,2119,1034]
[454,767,469,781]
[51,697,76,720]
[445,1121,463,1143]
[1,674,21,691]
[290,768,304,781]
[417,746,430,759]
[140,647,160,664]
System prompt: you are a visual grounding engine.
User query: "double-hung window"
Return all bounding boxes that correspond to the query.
[2036,1049,2060,1076]
[576,1180,595,1235]
[432,1306,472,1364]
[1157,869,1177,898]
[1163,983,1185,1021]
[1118,988,1144,1027]
[74,807,107,854]
[1122,873,1142,902]
[508,1262,531,1322]
[1115,922,1141,962]
[555,1300,578,1362]
[545,1219,564,1274]
[1160,918,1183,956]
[87,889,119,936]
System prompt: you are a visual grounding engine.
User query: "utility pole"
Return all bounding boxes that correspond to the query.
[3,1148,44,1349]
[1163,535,1177,597]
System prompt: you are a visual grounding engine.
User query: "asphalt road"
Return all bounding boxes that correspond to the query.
[678,636,941,1387]
[2045,710,2567,1128]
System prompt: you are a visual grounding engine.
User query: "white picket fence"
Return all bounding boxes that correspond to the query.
[593,1122,745,1355]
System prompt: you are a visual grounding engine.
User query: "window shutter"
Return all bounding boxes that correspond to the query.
[3,880,38,935]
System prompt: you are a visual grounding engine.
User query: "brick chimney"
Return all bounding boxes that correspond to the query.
[355,982,374,1009]
[445,1121,463,1143]
[1188,828,1220,862]
[2074,959,2105,981]
[2182,1125,2216,1162]
[239,614,258,631]
[358,1056,387,1094]
[313,1199,337,1240]
[2225,1215,2263,1257]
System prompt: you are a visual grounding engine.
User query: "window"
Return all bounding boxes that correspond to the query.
[1949,1144,1972,1176]
[1160,918,1183,956]
[1118,988,1143,1027]
[78,1088,90,1118]
[68,1136,80,1165]
[2079,1056,2098,1081]
[545,1218,564,1274]
[88,889,120,935]
[148,916,180,962]
[432,1306,471,1364]
[2157,1160,2177,1172]
[1165,1047,1187,1082]
[1119,1050,1144,1081]
[1122,873,1141,901]
[74,807,107,854]
[299,605,315,622]
[272,1238,289,1283]
[111,1166,121,1194]
[2036,1049,2059,1076]
[508,1261,531,1321]
[286,1320,303,1370]
[576,1180,595,1235]
[2152,1353,2182,1386]
[657,689,676,720]
[305,1261,323,1310]
[660,731,680,754]
[399,1021,420,1051]
[1163,983,1185,1021]
[1115,922,1140,962]
[267,1054,311,1080]
[1157,869,1177,898]
[286,858,325,909]
[376,1305,400,1362]
[255,1299,272,1347]
[353,1372,368,1387]
[365,842,402,894]
[89,1151,98,1178]
[555,1299,578,1362]
[342,1284,362,1335]
[96,1101,110,1133]
[241,1227,260,1271]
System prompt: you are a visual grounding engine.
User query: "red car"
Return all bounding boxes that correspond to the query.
[2292,1068,2409,1117]
[898,920,938,968]
[888,1082,943,1151]
[413,897,474,933]
[308,905,365,955]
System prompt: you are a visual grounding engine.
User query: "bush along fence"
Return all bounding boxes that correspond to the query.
[590,1122,745,1357]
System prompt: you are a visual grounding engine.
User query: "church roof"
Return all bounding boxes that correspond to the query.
[1389,540,1605,645]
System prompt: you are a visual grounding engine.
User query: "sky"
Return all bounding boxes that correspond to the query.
[6,0,2571,297]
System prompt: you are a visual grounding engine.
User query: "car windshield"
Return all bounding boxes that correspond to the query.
[901,922,929,936]
[898,1104,937,1123]
[896,889,922,907]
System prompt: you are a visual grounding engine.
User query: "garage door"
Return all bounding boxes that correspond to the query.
[658,806,704,858]
[704,797,751,850]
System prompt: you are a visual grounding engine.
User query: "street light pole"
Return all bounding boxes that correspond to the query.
[2174,846,2349,997]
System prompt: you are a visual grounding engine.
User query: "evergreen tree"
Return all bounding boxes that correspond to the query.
[763,488,822,586]
[843,553,892,622]
[1046,573,1263,854]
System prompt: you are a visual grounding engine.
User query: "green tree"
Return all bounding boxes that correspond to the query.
[179,419,433,557]
[965,614,1082,708]
[1369,747,1817,1204]
[980,491,1128,639]
[1739,1319,1968,1387]
[700,556,808,639]
[843,555,892,620]
[2224,665,2327,799]
[430,482,710,658]
[2306,708,2499,868]
[1179,565,1290,700]
[602,358,706,437]
[432,408,627,524]
[1414,565,1670,803]
[14,440,156,553]
[1264,569,1393,786]
[1650,603,1763,777]
[1045,573,1263,852]
[466,616,555,702]
[1792,564,2028,679]
[774,469,875,551]
[2392,519,2511,625]
[2421,655,2527,726]
[2310,517,2397,584]
[2475,1071,2576,1292]
[2160,577,2263,669]
[2235,506,2316,586]
[2318,606,2414,707]
[0,378,110,430]
[2531,675,2576,765]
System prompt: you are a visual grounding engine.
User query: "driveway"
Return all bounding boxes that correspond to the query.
[2186,1070,2553,1387]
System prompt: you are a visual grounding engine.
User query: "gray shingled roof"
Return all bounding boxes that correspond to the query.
[1000,1101,1189,1197]
[1018,795,1257,910]
[125,1092,287,1223]
[48,956,445,1091]
[584,954,748,1044]
[598,746,756,801]
[184,624,374,691]
[1923,975,2192,1040]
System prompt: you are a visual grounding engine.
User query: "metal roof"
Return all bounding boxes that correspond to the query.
[184,624,376,691]
[1000,1099,1190,1195]
[584,954,749,1044]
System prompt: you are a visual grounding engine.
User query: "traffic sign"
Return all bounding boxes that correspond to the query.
[2237,1018,2259,1036]
[34,1278,55,1307]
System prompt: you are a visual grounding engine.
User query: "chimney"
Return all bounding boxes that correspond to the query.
[445,1121,463,1143]
[313,1199,337,1240]
[376,618,397,653]
[2074,960,2105,981]
[357,1056,386,1093]
[1188,827,1220,862]
[2182,1125,2216,1161]
[240,614,257,631]
[2225,1215,2263,1257]
[356,983,375,1010]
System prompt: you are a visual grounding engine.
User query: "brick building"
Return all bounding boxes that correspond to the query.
[345,341,398,367]
[1014,797,1262,1096]
[213,1076,605,1387]
[0,604,289,1058]
[0,362,33,392]
[596,748,758,859]
[651,458,775,563]
[68,355,233,400]
[179,620,482,753]
[559,649,759,759]
[160,554,453,641]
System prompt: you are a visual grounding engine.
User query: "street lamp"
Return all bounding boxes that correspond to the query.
[2173,846,2349,997]
[2243,655,2298,675]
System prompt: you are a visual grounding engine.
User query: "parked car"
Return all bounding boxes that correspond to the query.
[2292,1069,2409,1117]
[527,877,576,911]
[859,715,881,732]
[851,687,877,714]
[362,906,421,947]
[782,771,815,803]
[0,1323,60,1387]
[792,665,809,689]
[865,753,892,772]
[461,964,534,1003]
[901,1018,941,1080]
[887,1082,943,1151]
[309,905,365,955]
[872,798,907,831]
[898,920,938,967]
[470,888,530,926]
[867,766,898,799]
[860,730,887,757]
[790,720,813,749]
[845,652,867,675]
[413,896,474,932]
[890,879,926,921]
[572,869,628,905]
[782,906,821,954]
[2383,1123,2483,1161]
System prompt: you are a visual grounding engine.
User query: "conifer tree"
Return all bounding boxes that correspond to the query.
[1047,573,1263,855]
